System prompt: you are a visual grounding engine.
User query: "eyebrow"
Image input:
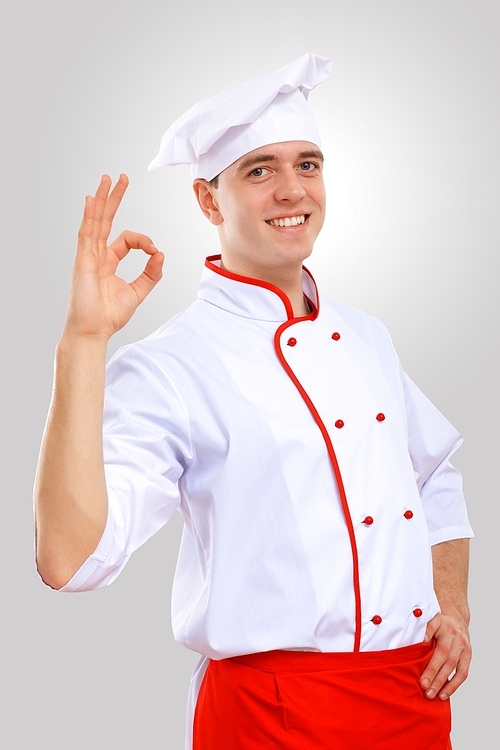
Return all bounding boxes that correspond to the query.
[235,148,324,174]
[236,153,278,173]
[298,149,324,162]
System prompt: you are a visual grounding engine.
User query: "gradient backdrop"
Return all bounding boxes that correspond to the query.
[2,1,498,747]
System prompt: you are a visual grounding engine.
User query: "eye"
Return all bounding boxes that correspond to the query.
[250,166,268,177]
[299,161,316,171]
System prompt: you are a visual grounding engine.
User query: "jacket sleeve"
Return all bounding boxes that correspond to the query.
[59,344,193,592]
[401,370,474,546]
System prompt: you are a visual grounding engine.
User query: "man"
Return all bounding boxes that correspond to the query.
[34,54,473,749]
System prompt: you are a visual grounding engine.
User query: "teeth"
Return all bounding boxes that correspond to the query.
[267,215,306,227]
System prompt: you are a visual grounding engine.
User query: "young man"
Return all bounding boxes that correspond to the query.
[34,54,473,749]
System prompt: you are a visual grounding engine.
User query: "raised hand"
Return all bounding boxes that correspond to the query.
[64,173,164,342]
[35,174,164,588]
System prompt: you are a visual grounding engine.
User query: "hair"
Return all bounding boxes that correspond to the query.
[210,174,219,189]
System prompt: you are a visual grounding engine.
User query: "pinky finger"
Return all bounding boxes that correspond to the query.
[438,660,471,700]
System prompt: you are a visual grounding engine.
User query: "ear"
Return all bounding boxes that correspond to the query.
[192,179,224,226]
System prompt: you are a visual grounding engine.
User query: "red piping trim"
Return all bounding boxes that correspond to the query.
[204,255,360,641]
[205,255,319,322]
[273,321,362,653]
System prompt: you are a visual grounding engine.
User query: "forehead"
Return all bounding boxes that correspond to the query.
[226,140,324,177]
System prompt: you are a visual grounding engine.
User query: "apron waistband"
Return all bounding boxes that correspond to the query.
[228,640,433,672]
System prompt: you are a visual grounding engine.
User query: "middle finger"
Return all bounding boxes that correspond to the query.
[92,174,113,243]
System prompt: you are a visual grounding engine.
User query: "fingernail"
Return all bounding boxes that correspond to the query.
[426,689,435,698]
[421,678,430,688]
[439,693,448,701]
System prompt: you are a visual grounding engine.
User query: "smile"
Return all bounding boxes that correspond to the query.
[266,214,307,227]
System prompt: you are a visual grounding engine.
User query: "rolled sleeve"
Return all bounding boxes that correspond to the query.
[59,342,193,592]
[402,372,474,544]
[58,499,120,592]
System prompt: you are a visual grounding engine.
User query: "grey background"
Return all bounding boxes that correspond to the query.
[2,0,497,747]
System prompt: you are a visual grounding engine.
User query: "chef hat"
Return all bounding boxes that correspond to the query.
[148,53,331,181]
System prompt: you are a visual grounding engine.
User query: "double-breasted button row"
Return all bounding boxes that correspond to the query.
[283,330,388,431]
[285,331,342,347]
[371,608,423,625]
[362,510,414,525]
[334,413,386,428]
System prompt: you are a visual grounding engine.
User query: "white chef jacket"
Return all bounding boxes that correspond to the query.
[61,255,473,657]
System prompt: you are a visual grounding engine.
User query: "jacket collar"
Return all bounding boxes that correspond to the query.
[197,255,320,323]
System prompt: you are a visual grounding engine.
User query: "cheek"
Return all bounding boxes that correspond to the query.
[231,204,261,234]
[315,182,326,209]
[220,197,247,227]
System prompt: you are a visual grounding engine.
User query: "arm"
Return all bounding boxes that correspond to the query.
[420,538,472,700]
[34,174,163,589]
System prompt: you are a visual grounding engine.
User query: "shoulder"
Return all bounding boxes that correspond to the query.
[321,298,395,348]
[105,302,204,382]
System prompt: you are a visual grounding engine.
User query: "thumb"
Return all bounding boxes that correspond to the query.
[424,613,441,643]
[130,251,164,305]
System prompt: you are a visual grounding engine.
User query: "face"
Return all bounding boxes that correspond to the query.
[194,141,326,280]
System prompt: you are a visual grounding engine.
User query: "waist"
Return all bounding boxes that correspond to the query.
[228,640,433,673]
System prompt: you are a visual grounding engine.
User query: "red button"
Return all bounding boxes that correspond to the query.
[335,419,344,429]
[287,337,297,347]
[372,615,383,625]
[413,608,423,618]
[331,332,341,341]
[376,413,386,422]
[404,510,414,520]
[363,516,374,526]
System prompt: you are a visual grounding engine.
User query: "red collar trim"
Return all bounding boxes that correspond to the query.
[204,255,319,322]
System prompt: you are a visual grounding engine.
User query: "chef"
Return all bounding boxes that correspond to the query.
[34,54,473,750]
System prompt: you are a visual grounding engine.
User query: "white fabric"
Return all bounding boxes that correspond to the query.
[60,258,473,656]
[148,53,331,179]
[59,257,473,749]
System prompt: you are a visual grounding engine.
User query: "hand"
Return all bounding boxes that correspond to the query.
[64,174,164,342]
[420,611,472,700]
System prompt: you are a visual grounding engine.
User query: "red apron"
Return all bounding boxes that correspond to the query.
[193,641,452,750]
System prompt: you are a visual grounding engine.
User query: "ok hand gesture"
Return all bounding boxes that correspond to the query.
[64,174,164,342]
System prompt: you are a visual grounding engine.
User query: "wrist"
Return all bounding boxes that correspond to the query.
[58,328,111,353]
[437,601,471,627]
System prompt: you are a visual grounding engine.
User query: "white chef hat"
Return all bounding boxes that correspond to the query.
[148,53,331,181]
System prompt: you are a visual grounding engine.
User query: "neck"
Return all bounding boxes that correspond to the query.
[219,256,309,317]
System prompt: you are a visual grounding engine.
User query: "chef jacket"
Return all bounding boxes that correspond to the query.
[60,255,473,659]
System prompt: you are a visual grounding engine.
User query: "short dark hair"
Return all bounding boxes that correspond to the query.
[210,174,219,189]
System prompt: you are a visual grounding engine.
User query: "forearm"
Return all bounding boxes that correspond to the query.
[34,333,110,589]
[34,176,164,590]
[431,538,470,624]
[419,538,471,700]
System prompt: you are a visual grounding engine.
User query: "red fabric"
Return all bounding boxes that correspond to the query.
[193,641,452,750]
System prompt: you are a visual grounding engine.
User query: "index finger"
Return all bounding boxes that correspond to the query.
[108,230,159,263]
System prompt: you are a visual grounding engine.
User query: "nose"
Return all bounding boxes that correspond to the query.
[274,167,306,202]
